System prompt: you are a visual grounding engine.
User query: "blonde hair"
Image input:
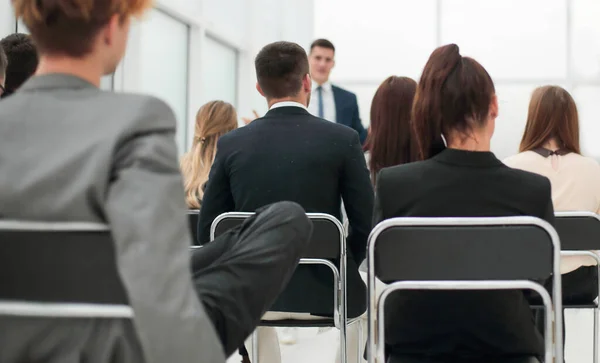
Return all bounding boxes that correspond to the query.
[180,101,238,208]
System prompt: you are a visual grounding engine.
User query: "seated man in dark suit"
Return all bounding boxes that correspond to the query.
[0,1,311,362]
[198,41,374,363]
[374,44,553,363]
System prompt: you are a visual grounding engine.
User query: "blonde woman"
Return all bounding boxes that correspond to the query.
[181,101,238,209]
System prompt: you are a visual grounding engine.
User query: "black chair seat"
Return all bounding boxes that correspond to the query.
[387,355,540,363]
[259,318,335,327]
[531,303,597,309]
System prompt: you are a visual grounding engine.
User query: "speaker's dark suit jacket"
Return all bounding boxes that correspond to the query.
[374,148,554,361]
[198,105,374,318]
[332,85,367,144]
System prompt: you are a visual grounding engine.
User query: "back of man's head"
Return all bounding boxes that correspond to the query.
[11,0,152,75]
[0,33,38,94]
[0,46,7,90]
[254,41,310,100]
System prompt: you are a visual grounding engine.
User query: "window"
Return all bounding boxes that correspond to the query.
[314,0,437,81]
[134,9,190,155]
[440,0,567,80]
[15,17,115,91]
[200,36,237,106]
[571,0,600,80]
[572,87,600,156]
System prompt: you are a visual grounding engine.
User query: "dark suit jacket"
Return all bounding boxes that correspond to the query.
[332,85,367,144]
[198,105,374,317]
[374,148,554,360]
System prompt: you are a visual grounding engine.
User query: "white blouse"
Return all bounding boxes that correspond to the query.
[504,151,600,273]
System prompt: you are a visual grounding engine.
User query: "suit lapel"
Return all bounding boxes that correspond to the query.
[331,85,347,126]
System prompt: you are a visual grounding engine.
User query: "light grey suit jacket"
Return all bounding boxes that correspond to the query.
[0,74,224,363]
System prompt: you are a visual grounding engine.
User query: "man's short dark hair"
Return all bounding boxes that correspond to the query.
[310,39,335,53]
[0,46,7,80]
[255,41,309,99]
[0,33,39,93]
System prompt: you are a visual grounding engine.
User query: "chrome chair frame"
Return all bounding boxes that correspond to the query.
[366,217,563,363]
[210,212,351,363]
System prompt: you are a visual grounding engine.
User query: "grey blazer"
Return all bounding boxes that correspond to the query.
[0,74,224,363]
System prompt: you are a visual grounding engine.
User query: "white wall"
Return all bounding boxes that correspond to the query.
[314,0,600,159]
[3,0,315,155]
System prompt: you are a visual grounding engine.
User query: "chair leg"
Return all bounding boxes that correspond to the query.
[252,330,259,363]
[594,308,598,363]
[357,320,363,363]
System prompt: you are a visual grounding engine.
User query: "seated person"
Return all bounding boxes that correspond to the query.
[374,44,554,363]
[180,100,238,210]
[0,1,311,362]
[363,75,417,183]
[505,85,600,303]
[198,41,374,363]
[0,33,38,98]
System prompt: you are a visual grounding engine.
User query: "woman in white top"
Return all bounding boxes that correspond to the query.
[504,85,600,303]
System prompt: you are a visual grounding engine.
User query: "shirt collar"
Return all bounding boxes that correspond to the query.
[312,81,332,92]
[269,101,308,111]
[432,148,504,168]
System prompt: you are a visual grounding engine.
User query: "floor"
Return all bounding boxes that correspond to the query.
[227,309,597,363]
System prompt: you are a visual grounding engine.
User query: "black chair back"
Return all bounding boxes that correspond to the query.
[555,212,600,250]
[212,213,341,258]
[0,222,128,305]
[374,224,553,283]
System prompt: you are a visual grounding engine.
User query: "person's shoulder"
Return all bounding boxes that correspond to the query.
[568,153,600,168]
[377,159,432,186]
[503,151,540,168]
[100,92,178,132]
[331,84,357,99]
[500,162,551,193]
[314,115,361,141]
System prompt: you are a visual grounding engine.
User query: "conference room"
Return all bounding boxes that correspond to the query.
[1,0,600,363]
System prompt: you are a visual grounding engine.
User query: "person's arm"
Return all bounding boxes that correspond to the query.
[540,178,555,226]
[351,94,368,144]
[105,100,224,363]
[372,169,386,227]
[341,132,374,264]
[197,138,234,244]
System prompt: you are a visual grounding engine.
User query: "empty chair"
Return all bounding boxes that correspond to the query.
[211,212,359,363]
[367,217,563,363]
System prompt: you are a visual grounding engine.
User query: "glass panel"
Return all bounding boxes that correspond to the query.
[202,0,246,36]
[135,9,189,155]
[440,0,567,80]
[571,0,600,80]
[200,36,237,106]
[314,0,437,81]
[572,86,600,158]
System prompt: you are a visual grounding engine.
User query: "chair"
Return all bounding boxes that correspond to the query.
[0,221,132,319]
[188,209,199,245]
[553,212,600,363]
[366,217,563,363]
[211,212,355,363]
